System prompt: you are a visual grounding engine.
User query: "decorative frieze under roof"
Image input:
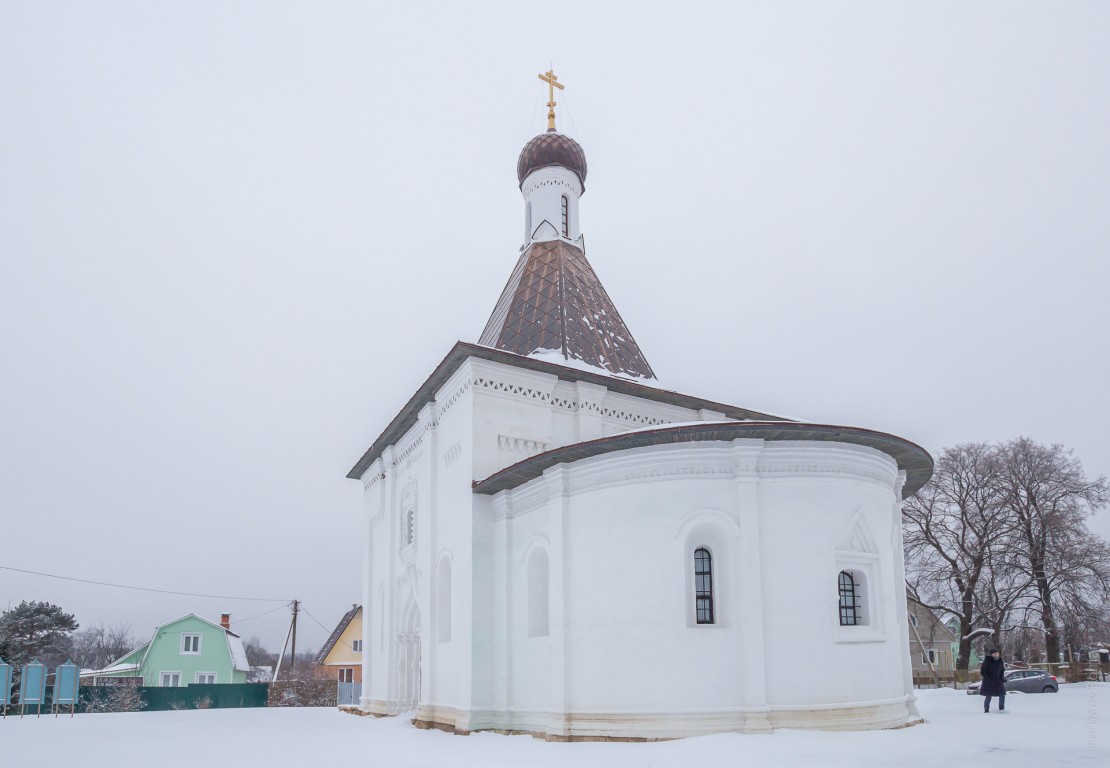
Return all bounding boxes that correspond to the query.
[345,342,787,481]
[478,239,656,380]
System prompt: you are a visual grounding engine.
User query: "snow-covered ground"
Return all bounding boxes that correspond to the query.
[4,685,1107,767]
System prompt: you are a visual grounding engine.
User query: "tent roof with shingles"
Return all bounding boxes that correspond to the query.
[478,239,655,380]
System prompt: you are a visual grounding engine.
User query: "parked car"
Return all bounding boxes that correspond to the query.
[967,669,1059,694]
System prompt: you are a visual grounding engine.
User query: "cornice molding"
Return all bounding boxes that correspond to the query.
[493,441,901,503]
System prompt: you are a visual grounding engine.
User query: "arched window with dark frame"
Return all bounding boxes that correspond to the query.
[839,570,860,626]
[560,195,569,237]
[694,547,714,625]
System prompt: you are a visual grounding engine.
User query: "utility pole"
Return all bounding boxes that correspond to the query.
[290,600,300,671]
[272,609,294,684]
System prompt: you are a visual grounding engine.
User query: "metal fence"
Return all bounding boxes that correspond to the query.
[72,683,270,713]
[915,661,1110,688]
[140,683,270,711]
[337,681,362,707]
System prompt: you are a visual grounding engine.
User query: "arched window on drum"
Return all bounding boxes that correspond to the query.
[694,548,714,625]
[838,569,869,626]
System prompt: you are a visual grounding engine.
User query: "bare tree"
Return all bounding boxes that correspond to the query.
[903,442,1012,672]
[995,438,1110,663]
[69,623,137,670]
[242,635,278,668]
[974,547,1034,654]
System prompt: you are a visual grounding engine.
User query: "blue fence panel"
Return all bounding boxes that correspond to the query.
[337,681,361,707]
[19,662,47,705]
[53,661,80,706]
[0,659,12,707]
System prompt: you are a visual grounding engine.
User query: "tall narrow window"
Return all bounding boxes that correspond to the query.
[437,558,452,643]
[560,195,569,237]
[378,583,386,651]
[694,548,714,625]
[403,507,415,548]
[528,549,549,637]
[839,570,860,626]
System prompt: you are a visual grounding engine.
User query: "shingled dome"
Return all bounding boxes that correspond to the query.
[517,131,588,189]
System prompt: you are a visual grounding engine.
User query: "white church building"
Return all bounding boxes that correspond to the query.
[347,77,933,740]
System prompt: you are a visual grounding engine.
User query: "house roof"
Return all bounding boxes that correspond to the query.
[346,342,789,480]
[314,605,361,666]
[102,642,148,670]
[473,421,934,499]
[906,594,959,642]
[477,240,655,379]
[80,662,141,678]
[104,613,250,673]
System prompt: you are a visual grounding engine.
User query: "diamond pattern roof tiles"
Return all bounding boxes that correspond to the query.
[478,240,655,379]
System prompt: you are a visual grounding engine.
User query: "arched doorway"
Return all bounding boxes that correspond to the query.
[395,598,421,712]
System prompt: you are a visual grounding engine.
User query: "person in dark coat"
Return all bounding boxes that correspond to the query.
[979,648,1006,713]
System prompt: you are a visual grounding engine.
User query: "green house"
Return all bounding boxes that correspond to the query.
[943,615,981,669]
[90,614,250,687]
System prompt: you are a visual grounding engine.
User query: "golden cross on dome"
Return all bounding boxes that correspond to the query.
[538,69,565,132]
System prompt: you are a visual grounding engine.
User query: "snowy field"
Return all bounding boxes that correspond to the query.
[4,685,1107,767]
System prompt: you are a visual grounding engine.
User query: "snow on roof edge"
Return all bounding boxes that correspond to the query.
[226,633,250,672]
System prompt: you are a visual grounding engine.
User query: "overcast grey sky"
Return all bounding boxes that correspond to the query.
[2,2,1108,653]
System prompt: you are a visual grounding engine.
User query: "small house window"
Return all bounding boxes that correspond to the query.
[352,639,363,652]
[560,195,569,237]
[195,672,216,684]
[181,633,202,654]
[909,613,918,627]
[922,649,938,666]
[160,672,181,687]
[338,668,354,683]
[694,548,714,625]
[839,571,861,626]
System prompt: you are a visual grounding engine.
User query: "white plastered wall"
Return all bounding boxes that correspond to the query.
[359,354,918,737]
[489,438,916,738]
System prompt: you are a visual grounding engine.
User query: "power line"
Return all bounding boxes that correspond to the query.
[0,564,292,603]
[230,602,293,626]
[298,605,332,633]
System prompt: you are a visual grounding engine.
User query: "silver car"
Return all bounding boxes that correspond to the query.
[967,668,1059,694]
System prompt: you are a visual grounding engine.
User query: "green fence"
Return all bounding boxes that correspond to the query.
[75,683,269,713]
[139,683,269,711]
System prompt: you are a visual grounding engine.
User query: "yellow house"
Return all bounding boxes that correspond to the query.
[314,605,362,683]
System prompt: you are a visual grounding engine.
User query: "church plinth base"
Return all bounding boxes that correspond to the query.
[339,706,374,716]
[358,698,406,718]
[400,697,920,740]
[412,717,471,736]
[766,696,922,732]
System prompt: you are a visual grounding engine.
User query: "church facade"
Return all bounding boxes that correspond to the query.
[348,79,932,740]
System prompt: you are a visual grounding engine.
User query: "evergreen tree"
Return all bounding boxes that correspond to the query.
[0,600,79,668]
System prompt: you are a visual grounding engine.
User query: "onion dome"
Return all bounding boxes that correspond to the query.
[516,131,588,190]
